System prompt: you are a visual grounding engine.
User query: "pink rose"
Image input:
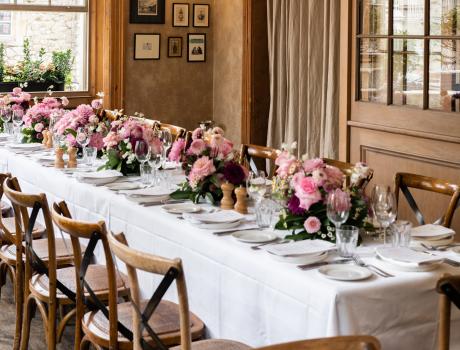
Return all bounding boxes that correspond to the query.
[328,188,351,213]
[188,156,216,188]
[91,98,103,110]
[311,168,327,187]
[192,127,204,140]
[36,132,43,140]
[303,158,324,173]
[89,132,104,150]
[34,123,44,132]
[210,134,233,159]
[324,166,344,192]
[187,139,207,156]
[13,87,22,95]
[304,216,321,234]
[169,139,185,162]
[275,151,298,178]
[291,173,322,210]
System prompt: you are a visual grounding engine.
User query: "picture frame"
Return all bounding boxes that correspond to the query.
[134,33,161,60]
[172,3,189,27]
[130,0,166,24]
[193,4,209,28]
[168,37,183,58]
[187,33,206,62]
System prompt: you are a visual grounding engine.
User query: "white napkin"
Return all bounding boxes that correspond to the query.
[410,224,455,240]
[264,240,336,257]
[76,170,122,179]
[119,187,172,197]
[375,247,444,267]
[183,210,245,224]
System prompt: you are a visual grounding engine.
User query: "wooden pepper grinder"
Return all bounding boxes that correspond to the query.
[67,147,78,168]
[234,185,248,214]
[46,131,53,149]
[42,130,49,146]
[55,147,65,169]
[221,182,235,210]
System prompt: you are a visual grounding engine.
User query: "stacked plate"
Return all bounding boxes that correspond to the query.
[0,133,9,142]
[264,240,335,264]
[183,211,245,230]
[74,170,123,186]
[162,203,202,214]
[119,187,172,205]
[7,143,43,152]
[376,246,444,272]
[411,224,456,247]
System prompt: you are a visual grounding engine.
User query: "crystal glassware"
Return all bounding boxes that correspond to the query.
[256,198,275,229]
[327,190,350,229]
[84,146,98,167]
[371,184,397,245]
[76,127,91,162]
[135,140,151,185]
[247,171,267,205]
[12,110,24,143]
[148,149,162,186]
[336,225,359,257]
[391,220,412,248]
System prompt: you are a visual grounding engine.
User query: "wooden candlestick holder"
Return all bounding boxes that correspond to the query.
[221,182,235,210]
[234,186,248,214]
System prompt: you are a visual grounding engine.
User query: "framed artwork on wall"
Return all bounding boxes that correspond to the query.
[187,33,206,62]
[173,3,189,27]
[130,0,166,24]
[168,37,182,57]
[134,33,161,60]
[193,4,209,27]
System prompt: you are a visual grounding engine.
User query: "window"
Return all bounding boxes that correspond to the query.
[0,0,89,92]
[358,0,460,112]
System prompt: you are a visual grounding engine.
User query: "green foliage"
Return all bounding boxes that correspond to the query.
[99,148,141,176]
[0,43,5,82]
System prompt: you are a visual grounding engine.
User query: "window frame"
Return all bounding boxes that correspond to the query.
[0,0,95,104]
[356,0,460,111]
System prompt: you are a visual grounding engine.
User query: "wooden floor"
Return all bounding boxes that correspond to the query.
[0,280,74,350]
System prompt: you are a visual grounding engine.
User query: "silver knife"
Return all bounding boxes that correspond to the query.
[297,259,353,271]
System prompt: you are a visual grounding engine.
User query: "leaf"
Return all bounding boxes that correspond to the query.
[65,128,77,137]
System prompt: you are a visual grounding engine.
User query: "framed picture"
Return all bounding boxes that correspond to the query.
[134,33,161,60]
[187,33,206,62]
[193,4,209,27]
[168,37,182,58]
[130,0,166,24]
[172,3,189,27]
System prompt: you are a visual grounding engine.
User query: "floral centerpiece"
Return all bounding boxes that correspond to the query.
[0,87,32,131]
[53,95,108,151]
[272,143,372,242]
[99,116,163,176]
[21,96,67,143]
[170,127,248,204]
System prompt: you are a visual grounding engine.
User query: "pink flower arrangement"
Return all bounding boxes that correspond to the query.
[304,216,321,234]
[0,87,32,113]
[188,156,216,188]
[168,138,186,162]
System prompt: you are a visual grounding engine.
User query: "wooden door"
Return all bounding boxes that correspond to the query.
[340,0,460,232]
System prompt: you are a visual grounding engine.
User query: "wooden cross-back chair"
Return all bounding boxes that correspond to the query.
[239,144,281,178]
[437,274,460,350]
[2,177,78,350]
[394,172,460,228]
[51,201,130,350]
[78,230,205,350]
[156,122,187,142]
[106,231,249,350]
[322,158,374,191]
[254,336,380,350]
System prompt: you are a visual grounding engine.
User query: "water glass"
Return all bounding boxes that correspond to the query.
[391,220,412,248]
[140,163,152,185]
[336,225,359,258]
[84,146,97,166]
[256,198,275,229]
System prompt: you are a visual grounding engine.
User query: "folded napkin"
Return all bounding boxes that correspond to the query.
[76,170,122,179]
[375,247,444,267]
[264,240,335,257]
[411,224,455,240]
[183,210,245,224]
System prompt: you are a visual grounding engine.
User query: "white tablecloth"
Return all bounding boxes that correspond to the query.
[1,147,460,350]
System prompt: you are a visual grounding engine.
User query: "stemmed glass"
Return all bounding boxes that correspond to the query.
[76,127,91,162]
[0,107,12,136]
[135,140,151,185]
[148,146,162,186]
[327,190,350,229]
[247,171,267,205]
[371,185,397,245]
[160,129,172,167]
[12,110,24,143]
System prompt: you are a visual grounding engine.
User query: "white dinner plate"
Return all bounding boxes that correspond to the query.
[162,203,202,214]
[196,220,242,230]
[105,182,142,191]
[7,143,43,151]
[232,230,278,243]
[318,264,372,281]
[269,250,328,264]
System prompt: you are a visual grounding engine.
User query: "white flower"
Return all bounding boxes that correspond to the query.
[291,141,297,150]
[96,91,105,98]
[126,153,136,164]
[321,234,326,239]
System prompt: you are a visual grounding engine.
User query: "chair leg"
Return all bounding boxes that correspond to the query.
[0,262,6,299]
[79,335,93,350]
[47,300,57,350]
[56,307,76,344]
[12,270,23,350]
[20,295,36,350]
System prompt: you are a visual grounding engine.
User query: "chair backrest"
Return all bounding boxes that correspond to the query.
[51,201,121,348]
[436,274,460,350]
[106,231,192,350]
[131,116,158,129]
[102,109,123,122]
[394,172,460,228]
[322,158,374,190]
[158,123,187,142]
[254,336,381,350]
[3,177,59,309]
[0,173,15,244]
[239,144,281,178]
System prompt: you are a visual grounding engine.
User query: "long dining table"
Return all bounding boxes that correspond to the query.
[1,146,460,350]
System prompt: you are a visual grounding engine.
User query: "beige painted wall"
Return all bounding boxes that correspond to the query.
[124,0,213,132]
[123,0,244,143]
[212,0,243,145]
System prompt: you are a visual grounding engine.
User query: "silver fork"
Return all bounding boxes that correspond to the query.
[353,255,394,278]
[251,239,289,251]
[421,242,460,251]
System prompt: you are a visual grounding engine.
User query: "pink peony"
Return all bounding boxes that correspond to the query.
[291,173,322,210]
[311,168,327,187]
[169,139,186,162]
[188,156,216,188]
[328,188,351,212]
[323,166,344,192]
[12,87,22,95]
[34,123,44,132]
[275,151,298,178]
[76,104,94,119]
[91,98,103,110]
[89,132,104,150]
[192,127,204,140]
[303,158,324,173]
[187,139,207,156]
[304,216,321,234]
[210,134,233,159]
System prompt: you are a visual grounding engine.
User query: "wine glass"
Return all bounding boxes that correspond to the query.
[12,110,24,143]
[371,185,397,245]
[160,129,172,167]
[1,107,12,136]
[247,171,267,207]
[135,140,151,185]
[148,146,162,186]
[76,127,91,162]
[327,190,350,229]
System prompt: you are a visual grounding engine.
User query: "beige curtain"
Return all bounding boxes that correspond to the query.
[267,0,340,158]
